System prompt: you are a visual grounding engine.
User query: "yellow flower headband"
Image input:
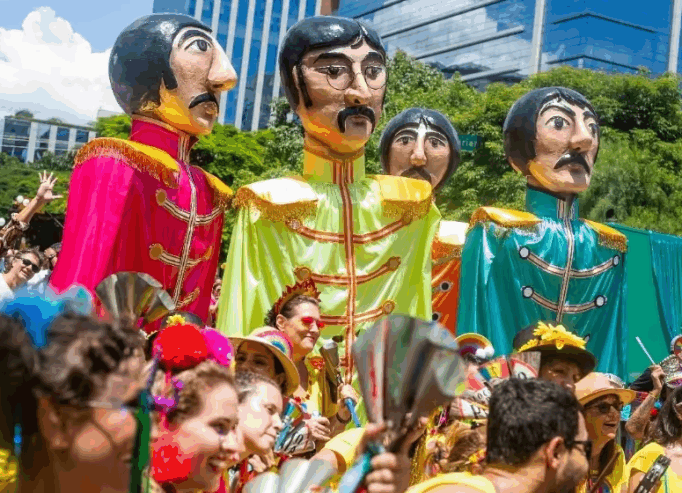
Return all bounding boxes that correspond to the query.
[517,321,587,353]
[164,314,187,327]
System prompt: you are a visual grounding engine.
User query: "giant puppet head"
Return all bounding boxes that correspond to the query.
[503,87,600,195]
[380,108,461,192]
[109,14,237,136]
[279,16,388,154]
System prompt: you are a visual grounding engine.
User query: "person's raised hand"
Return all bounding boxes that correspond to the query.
[36,171,63,204]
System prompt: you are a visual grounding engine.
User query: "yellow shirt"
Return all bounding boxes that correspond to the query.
[406,472,496,493]
[625,442,682,493]
[576,443,626,493]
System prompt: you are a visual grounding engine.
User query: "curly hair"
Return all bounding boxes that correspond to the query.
[486,378,582,466]
[264,295,320,327]
[154,360,236,424]
[0,313,144,482]
[652,385,682,446]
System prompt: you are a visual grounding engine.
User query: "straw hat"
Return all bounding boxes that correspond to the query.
[512,321,596,377]
[575,372,636,406]
[230,327,300,396]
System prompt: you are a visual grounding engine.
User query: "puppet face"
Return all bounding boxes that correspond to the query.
[155,26,237,136]
[527,99,599,194]
[387,120,451,189]
[295,40,386,154]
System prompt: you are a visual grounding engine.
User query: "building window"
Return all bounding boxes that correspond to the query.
[1,119,31,162]
[76,129,89,143]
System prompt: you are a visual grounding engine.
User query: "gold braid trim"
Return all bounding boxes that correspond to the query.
[383,196,432,221]
[199,169,233,209]
[469,206,541,229]
[582,219,628,253]
[233,187,317,223]
[74,138,179,188]
[432,238,463,262]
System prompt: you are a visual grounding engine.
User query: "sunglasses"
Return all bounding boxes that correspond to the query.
[20,258,40,273]
[300,316,325,329]
[573,439,592,459]
[587,401,623,415]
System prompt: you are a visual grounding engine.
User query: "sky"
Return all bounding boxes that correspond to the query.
[0,0,154,124]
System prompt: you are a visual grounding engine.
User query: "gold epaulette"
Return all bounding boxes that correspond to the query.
[198,169,233,209]
[370,175,434,221]
[432,220,468,263]
[582,219,628,253]
[74,137,180,188]
[233,176,318,223]
[469,207,541,229]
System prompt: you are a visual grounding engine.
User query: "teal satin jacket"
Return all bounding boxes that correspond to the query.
[457,187,628,377]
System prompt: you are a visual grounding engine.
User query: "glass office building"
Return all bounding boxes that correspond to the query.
[336,0,682,88]
[0,117,95,164]
[153,0,321,130]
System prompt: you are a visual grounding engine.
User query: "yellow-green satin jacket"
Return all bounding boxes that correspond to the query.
[216,146,440,372]
[457,187,628,377]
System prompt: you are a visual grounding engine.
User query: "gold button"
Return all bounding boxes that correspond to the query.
[387,257,401,270]
[149,243,163,260]
[383,300,396,314]
[289,220,301,230]
[295,267,312,280]
[155,189,167,205]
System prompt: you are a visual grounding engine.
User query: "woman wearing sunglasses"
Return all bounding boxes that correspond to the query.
[264,279,358,454]
[575,373,635,493]
[0,292,147,493]
[0,248,43,302]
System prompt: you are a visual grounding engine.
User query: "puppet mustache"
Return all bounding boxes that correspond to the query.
[189,93,219,110]
[401,167,432,183]
[554,152,591,175]
[338,106,376,133]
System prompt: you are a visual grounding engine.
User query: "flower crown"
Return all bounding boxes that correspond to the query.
[518,321,587,353]
[272,279,321,317]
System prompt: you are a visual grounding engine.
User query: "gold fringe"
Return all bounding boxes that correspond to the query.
[199,169,234,209]
[582,219,628,253]
[74,138,179,188]
[432,239,463,263]
[469,206,541,229]
[383,196,432,221]
[233,188,317,223]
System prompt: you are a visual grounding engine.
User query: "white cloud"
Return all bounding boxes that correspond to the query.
[0,7,121,125]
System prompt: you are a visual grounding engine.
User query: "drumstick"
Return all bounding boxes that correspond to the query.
[636,337,657,366]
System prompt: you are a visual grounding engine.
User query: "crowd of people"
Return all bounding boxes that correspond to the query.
[0,10,680,493]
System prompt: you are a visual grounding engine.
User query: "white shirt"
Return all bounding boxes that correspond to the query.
[0,274,14,303]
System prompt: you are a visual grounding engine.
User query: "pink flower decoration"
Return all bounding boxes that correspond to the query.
[202,328,234,367]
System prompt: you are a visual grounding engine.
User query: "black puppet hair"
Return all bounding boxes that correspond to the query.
[503,87,600,173]
[109,14,211,115]
[379,108,461,191]
[486,378,582,466]
[278,16,386,109]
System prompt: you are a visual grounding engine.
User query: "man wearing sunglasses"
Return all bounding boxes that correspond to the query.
[218,17,440,386]
[410,378,590,493]
[0,248,43,302]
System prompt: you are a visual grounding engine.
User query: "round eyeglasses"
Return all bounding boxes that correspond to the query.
[316,65,387,91]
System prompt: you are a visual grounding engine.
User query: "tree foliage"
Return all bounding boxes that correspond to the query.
[5,54,682,261]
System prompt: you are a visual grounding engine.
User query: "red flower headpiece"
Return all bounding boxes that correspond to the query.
[272,279,321,317]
